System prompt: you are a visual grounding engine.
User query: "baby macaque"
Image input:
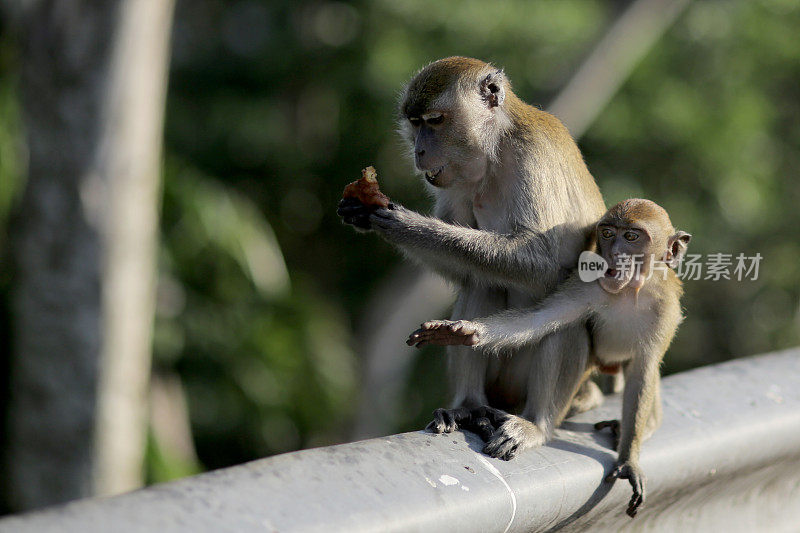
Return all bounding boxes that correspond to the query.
[407,198,691,517]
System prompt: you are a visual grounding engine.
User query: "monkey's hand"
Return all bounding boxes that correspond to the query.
[594,419,621,450]
[406,320,482,348]
[605,461,646,518]
[337,197,387,231]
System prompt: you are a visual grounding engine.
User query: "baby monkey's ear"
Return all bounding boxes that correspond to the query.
[663,231,692,269]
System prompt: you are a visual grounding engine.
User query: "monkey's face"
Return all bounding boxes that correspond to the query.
[398,100,492,190]
[398,58,509,190]
[595,223,655,294]
[595,198,689,294]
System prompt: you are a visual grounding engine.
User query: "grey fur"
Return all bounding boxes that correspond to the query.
[342,57,605,462]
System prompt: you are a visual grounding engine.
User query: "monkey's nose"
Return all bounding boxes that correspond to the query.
[416,149,425,157]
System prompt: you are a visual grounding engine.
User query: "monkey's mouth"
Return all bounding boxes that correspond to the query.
[424,166,445,184]
[600,266,632,294]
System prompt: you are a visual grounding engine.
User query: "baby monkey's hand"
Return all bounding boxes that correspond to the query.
[406,320,481,348]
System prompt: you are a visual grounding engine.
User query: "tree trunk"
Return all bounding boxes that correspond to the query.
[6,0,175,510]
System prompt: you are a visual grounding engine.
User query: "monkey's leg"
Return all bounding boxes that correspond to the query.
[605,351,662,518]
[642,380,662,441]
[485,326,591,461]
[596,367,662,443]
[426,342,490,434]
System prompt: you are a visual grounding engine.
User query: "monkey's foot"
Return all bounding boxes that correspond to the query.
[406,320,481,348]
[462,415,495,441]
[566,380,604,418]
[595,419,621,450]
[460,405,511,441]
[425,407,472,434]
[605,461,646,518]
[483,415,546,461]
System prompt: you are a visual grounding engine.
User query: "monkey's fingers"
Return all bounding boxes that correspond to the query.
[605,462,645,517]
[594,419,620,432]
[342,214,371,230]
[420,319,456,330]
[483,434,520,461]
[337,198,372,217]
[407,325,479,347]
[625,474,645,517]
[338,197,362,208]
[407,329,475,347]
[464,416,494,441]
[426,407,470,434]
[471,405,510,426]
[407,327,445,345]
[627,492,644,518]
[448,320,478,335]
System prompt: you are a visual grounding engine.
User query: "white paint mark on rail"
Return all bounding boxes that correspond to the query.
[476,455,516,533]
[439,474,459,486]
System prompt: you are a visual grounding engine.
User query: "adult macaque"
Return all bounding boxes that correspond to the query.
[338,57,607,457]
[407,198,691,517]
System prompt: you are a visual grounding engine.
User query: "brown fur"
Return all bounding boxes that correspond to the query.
[406,199,692,517]
[341,56,607,466]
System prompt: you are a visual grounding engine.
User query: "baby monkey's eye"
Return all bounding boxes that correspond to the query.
[408,117,422,126]
[601,229,614,239]
[624,231,639,242]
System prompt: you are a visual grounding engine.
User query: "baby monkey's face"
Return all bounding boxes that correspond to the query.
[596,222,657,294]
[593,198,690,295]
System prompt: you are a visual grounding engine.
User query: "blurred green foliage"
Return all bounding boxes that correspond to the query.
[1,0,799,481]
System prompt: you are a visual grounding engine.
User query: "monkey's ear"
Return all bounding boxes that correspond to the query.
[480,70,505,108]
[664,231,691,268]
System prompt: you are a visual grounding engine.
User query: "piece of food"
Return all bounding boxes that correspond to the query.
[342,166,390,208]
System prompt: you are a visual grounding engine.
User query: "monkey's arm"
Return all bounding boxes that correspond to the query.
[407,276,598,352]
[375,205,582,290]
[338,200,583,290]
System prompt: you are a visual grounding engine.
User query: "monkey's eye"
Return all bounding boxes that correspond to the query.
[423,112,444,125]
[408,117,421,127]
[624,231,639,242]
[600,229,614,239]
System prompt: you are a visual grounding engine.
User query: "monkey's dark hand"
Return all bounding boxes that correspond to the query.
[338,197,380,231]
[594,419,621,450]
[605,461,645,518]
[406,320,481,348]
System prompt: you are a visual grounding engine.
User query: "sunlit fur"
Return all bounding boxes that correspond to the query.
[362,57,607,460]
[408,199,690,516]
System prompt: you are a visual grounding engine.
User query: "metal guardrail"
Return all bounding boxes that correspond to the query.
[2,348,800,532]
